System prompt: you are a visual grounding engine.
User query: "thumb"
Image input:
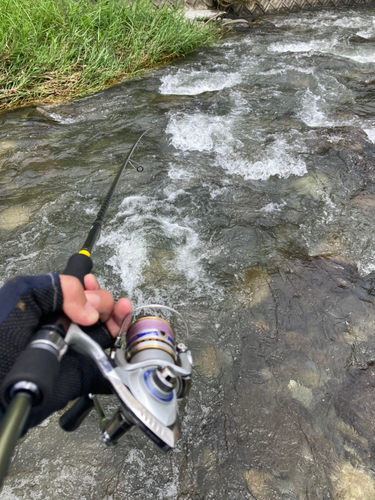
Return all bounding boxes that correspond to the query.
[60,275,99,325]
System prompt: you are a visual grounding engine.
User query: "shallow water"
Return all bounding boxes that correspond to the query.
[2,6,375,499]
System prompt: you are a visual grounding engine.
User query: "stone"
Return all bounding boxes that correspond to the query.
[352,193,375,211]
[287,379,313,407]
[290,173,332,202]
[197,346,227,378]
[0,141,16,155]
[231,267,271,308]
[332,462,375,499]
[143,248,175,282]
[184,9,225,21]
[284,331,313,354]
[308,233,346,257]
[349,34,375,44]
[281,364,323,389]
[222,19,250,27]
[244,470,280,500]
[200,447,217,471]
[336,420,369,451]
[0,206,30,230]
[343,325,370,344]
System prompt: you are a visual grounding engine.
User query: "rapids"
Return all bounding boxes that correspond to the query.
[1,6,375,499]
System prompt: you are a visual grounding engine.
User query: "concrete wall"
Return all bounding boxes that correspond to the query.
[154,0,375,18]
[229,0,375,18]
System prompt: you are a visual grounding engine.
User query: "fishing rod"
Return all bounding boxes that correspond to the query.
[0,132,192,488]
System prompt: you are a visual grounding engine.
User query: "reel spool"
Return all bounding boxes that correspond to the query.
[114,305,192,401]
[124,316,177,363]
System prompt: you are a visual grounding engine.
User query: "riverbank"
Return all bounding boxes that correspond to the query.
[0,0,219,111]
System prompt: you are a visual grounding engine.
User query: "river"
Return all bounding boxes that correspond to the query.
[1,6,375,499]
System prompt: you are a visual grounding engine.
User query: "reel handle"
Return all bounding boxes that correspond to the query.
[59,394,94,432]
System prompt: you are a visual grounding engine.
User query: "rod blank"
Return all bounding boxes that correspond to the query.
[0,393,32,488]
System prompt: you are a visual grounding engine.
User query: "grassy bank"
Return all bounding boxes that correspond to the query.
[0,0,219,111]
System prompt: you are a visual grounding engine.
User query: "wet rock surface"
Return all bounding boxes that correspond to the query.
[2,6,375,500]
[3,256,375,500]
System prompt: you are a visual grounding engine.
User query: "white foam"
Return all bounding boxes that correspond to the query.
[98,194,223,302]
[357,254,375,276]
[260,201,286,212]
[298,90,331,127]
[119,194,150,209]
[167,111,307,180]
[268,40,332,54]
[209,186,227,199]
[159,69,242,95]
[356,29,375,38]
[4,250,40,275]
[364,128,375,144]
[258,65,314,76]
[84,207,96,215]
[163,188,186,201]
[46,112,78,124]
[268,37,375,65]
[102,230,149,297]
[340,52,375,64]
[217,138,307,180]
[168,165,195,181]
[160,218,205,283]
[273,12,373,30]
[166,112,233,153]
[297,76,353,127]
[332,16,375,29]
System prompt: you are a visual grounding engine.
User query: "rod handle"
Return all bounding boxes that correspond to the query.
[59,395,94,432]
[1,254,93,410]
[62,253,93,285]
[1,346,61,406]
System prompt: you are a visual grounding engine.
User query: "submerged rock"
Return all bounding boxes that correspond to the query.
[332,462,375,499]
[245,469,280,499]
[0,206,30,230]
[289,173,332,201]
[0,141,16,155]
[287,379,313,407]
[199,447,217,471]
[349,34,375,44]
[351,192,375,211]
[230,267,271,308]
[196,345,227,378]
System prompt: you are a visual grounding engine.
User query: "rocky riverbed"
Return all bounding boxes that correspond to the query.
[1,6,375,499]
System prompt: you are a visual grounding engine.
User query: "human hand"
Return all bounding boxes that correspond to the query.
[60,273,131,336]
[0,272,131,430]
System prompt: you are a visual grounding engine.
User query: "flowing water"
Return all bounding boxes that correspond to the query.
[2,6,375,499]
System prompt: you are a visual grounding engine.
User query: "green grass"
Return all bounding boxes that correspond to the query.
[0,0,219,110]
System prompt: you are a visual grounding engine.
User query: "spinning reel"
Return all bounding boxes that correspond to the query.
[62,305,192,451]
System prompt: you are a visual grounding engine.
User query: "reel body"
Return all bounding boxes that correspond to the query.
[63,305,192,451]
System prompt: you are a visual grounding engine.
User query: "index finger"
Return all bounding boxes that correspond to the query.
[105,298,132,338]
[84,274,101,291]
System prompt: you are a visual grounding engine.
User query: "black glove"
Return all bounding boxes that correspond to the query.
[0,273,113,431]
